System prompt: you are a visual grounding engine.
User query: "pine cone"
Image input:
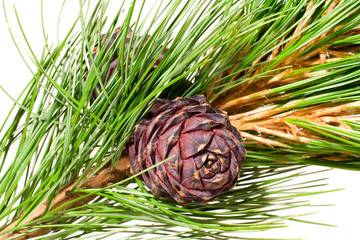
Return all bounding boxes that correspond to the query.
[128,95,246,203]
[90,28,167,104]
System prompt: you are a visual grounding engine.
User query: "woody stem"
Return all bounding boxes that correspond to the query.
[0,155,131,240]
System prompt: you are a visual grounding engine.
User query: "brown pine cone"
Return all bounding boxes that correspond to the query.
[90,28,167,104]
[127,95,246,203]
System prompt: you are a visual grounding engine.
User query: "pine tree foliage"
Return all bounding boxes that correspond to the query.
[0,0,359,239]
[206,0,360,170]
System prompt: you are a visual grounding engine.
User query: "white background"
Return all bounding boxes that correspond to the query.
[0,1,359,239]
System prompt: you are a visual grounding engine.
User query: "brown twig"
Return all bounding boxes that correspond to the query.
[0,155,131,240]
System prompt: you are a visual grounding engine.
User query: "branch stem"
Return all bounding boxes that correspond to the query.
[0,155,131,240]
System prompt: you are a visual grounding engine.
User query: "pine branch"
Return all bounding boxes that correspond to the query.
[0,155,130,240]
[1,0,360,239]
[204,0,360,169]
